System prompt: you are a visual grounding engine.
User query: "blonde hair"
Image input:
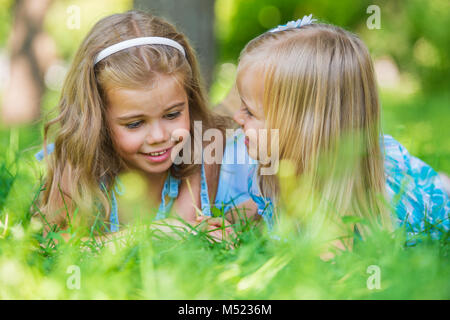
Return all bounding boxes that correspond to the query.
[39,11,224,228]
[238,23,392,234]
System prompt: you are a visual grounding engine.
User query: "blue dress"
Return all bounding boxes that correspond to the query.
[383,135,449,240]
[249,135,450,241]
[36,130,256,232]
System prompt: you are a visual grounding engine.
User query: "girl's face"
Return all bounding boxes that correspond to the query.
[106,74,190,176]
[233,66,267,161]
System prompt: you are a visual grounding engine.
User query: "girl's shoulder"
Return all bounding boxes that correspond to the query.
[35,143,55,161]
[214,129,257,211]
[219,130,274,229]
[382,134,446,190]
[247,169,275,230]
[382,135,449,239]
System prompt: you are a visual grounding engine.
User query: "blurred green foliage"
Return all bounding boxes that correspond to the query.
[215,0,450,93]
[0,0,13,47]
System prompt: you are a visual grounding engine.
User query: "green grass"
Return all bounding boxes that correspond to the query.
[0,91,449,299]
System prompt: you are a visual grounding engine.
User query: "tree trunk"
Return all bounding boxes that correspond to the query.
[134,0,215,87]
[1,0,55,125]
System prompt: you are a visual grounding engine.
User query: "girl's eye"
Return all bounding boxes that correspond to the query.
[164,111,181,120]
[125,120,143,129]
[240,102,253,117]
[243,106,253,117]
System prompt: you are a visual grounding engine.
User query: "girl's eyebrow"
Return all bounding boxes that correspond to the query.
[240,97,256,114]
[116,102,186,121]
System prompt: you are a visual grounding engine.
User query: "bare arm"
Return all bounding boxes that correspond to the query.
[224,199,260,224]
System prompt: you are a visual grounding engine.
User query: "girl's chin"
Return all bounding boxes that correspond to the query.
[128,158,173,176]
[143,161,173,174]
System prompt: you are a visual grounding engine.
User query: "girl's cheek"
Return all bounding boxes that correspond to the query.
[233,110,245,126]
[112,128,144,155]
[171,111,190,133]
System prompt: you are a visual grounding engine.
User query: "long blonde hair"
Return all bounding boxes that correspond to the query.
[238,23,392,234]
[39,11,224,228]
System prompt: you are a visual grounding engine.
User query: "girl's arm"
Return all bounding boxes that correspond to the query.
[40,216,233,251]
[224,199,260,224]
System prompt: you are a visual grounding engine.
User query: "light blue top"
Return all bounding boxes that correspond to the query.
[36,130,257,232]
[215,129,258,213]
[247,166,274,230]
[249,135,450,241]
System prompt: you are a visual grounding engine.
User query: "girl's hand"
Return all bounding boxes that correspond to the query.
[151,217,236,249]
[195,216,237,245]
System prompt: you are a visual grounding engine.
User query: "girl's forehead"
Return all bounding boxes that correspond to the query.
[237,64,264,99]
[106,74,188,115]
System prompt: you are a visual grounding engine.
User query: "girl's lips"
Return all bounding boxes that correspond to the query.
[141,147,173,163]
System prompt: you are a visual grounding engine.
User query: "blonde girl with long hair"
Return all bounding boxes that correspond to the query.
[232,16,449,246]
[35,11,257,241]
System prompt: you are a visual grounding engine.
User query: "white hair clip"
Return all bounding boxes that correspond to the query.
[269,14,317,33]
[94,36,186,65]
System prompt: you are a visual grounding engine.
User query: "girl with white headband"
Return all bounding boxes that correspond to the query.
[35,11,258,241]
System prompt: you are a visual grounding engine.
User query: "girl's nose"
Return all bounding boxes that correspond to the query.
[233,110,245,126]
[146,122,167,145]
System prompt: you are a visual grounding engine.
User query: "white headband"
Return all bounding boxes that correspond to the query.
[94,36,186,64]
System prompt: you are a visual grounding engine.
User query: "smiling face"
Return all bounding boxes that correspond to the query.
[234,65,267,161]
[106,73,190,176]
